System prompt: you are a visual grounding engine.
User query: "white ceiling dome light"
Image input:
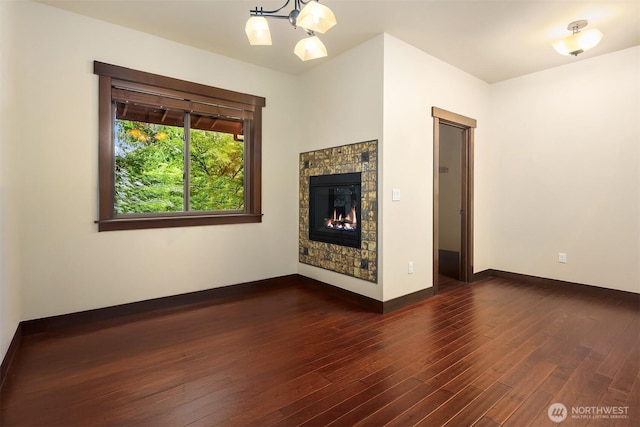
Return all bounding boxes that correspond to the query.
[552,20,603,56]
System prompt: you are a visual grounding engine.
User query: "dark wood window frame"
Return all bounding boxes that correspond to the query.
[94,61,265,231]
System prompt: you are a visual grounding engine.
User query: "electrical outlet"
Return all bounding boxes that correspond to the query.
[408,261,414,274]
[558,253,567,263]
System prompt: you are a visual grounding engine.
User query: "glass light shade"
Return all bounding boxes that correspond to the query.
[552,28,603,56]
[294,35,327,61]
[297,1,336,34]
[245,16,272,45]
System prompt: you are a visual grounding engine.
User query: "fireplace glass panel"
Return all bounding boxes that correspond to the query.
[309,173,361,248]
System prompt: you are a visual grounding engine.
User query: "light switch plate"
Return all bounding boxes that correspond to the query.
[392,188,401,201]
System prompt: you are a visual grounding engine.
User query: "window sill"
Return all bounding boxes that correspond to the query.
[97,213,262,232]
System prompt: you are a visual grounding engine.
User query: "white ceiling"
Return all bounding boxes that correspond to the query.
[36,0,640,83]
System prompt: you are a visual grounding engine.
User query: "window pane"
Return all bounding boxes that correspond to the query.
[189,114,244,211]
[114,104,185,214]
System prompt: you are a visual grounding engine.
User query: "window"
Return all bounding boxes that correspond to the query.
[94,61,265,231]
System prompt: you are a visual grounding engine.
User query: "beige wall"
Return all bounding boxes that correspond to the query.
[295,34,491,302]
[6,1,300,323]
[0,0,23,361]
[382,34,491,301]
[488,46,640,293]
[296,35,385,301]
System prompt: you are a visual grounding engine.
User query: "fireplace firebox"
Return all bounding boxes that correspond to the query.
[309,172,361,248]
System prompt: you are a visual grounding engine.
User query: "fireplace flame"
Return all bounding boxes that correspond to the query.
[324,206,357,231]
[343,206,357,230]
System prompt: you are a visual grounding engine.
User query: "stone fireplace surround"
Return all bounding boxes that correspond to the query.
[299,140,378,283]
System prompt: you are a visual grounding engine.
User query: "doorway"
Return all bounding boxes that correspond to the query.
[432,107,476,294]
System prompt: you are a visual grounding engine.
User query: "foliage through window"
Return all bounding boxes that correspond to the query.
[114,111,245,213]
[94,62,265,231]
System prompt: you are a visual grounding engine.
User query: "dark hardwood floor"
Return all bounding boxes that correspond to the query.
[1,276,638,426]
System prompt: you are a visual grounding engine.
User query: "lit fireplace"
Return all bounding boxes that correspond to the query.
[309,172,361,248]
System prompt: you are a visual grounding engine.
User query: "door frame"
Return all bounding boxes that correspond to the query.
[432,107,477,293]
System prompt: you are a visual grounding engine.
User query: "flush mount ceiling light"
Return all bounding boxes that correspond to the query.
[552,20,603,56]
[245,0,336,61]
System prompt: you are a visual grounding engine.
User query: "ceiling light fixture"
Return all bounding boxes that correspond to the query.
[245,0,336,61]
[552,20,603,56]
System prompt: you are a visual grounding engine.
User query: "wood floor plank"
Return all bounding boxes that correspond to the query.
[579,300,636,363]
[444,381,512,427]
[268,379,369,427]
[617,374,639,426]
[384,388,455,427]
[473,415,502,427]
[502,388,554,427]
[216,371,334,426]
[484,361,556,424]
[324,377,422,426]
[597,309,639,379]
[414,384,485,426]
[297,367,417,427]
[608,342,640,395]
[531,355,612,426]
[412,334,492,383]
[353,382,444,426]
[537,341,593,397]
